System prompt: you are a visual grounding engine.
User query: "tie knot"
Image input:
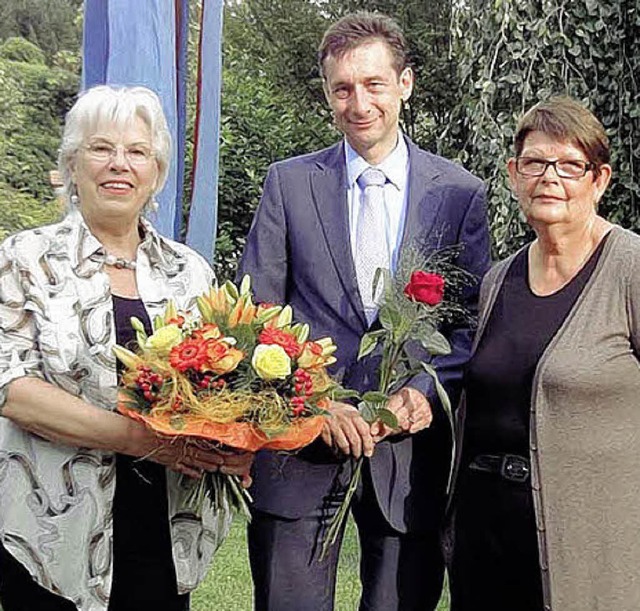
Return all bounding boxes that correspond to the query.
[357,167,386,189]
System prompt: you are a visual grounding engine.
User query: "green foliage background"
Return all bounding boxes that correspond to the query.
[0,0,638,266]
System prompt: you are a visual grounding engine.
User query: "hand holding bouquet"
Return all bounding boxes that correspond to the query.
[114,276,341,518]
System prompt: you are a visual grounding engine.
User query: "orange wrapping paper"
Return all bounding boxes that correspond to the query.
[117,403,325,452]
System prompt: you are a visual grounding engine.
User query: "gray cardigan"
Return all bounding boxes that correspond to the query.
[469,226,640,611]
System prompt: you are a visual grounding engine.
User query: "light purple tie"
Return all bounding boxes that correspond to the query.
[355,167,389,324]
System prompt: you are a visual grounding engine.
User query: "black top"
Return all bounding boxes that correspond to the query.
[462,234,609,462]
[111,295,186,607]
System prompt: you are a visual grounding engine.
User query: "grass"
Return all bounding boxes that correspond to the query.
[192,517,450,611]
[0,518,448,611]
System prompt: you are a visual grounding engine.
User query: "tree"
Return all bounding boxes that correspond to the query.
[210,4,336,278]
[0,0,82,63]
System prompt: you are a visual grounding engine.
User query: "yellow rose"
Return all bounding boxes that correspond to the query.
[145,324,183,355]
[252,344,291,380]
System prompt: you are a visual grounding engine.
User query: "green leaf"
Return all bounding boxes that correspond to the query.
[379,306,401,332]
[359,402,376,423]
[357,330,385,360]
[135,330,147,349]
[239,274,251,295]
[361,391,388,404]
[372,267,392,299]
[376,408,398,429]
[130,316,146,334]
[224,280,239,300]
[330,387,360,402]
[419,330,452,356]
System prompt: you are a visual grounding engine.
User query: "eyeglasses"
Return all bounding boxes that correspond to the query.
[84,142,155,166]
[515,157,595,180]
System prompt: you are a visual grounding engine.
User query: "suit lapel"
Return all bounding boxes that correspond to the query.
[310,144,368,328]
[397,139,443,264]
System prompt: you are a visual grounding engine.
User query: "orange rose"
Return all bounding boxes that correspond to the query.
[204,340,244,375]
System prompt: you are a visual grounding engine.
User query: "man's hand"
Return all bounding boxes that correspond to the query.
[370,387,432,443]
[321,400,374,459]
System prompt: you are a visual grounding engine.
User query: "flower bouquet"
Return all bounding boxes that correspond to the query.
[320,244,474,556]
[114,276,341,518]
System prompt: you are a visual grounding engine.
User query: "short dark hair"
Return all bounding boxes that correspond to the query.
[318,12,409,78]
[514,96,610,175]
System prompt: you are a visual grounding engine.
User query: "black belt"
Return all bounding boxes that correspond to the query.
[468,453,530,483]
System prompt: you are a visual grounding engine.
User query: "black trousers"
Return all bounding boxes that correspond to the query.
[248,461,445,611]
[448,470,543,611]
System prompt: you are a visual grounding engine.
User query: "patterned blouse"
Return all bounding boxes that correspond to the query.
[0,209,232,611]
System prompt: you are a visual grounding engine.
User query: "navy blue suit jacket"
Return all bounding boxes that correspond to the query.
[238,137,491,534]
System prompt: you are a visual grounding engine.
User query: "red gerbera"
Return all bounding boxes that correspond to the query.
[258,328,302,358]
[169,338,210,372]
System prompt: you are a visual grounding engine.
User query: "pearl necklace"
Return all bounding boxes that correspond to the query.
[104,253,137,270]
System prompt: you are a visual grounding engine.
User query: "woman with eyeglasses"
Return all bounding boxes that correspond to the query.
[0,85,252,611]
[448,96,640,611]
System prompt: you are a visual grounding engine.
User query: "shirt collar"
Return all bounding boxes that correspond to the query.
[64,207,183,273]
[345,130,409,191]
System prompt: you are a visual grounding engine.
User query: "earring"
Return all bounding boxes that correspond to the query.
[70,194,79,207]
[149,199,159,212]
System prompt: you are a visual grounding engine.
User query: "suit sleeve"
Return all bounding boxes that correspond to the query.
[237,164,289,304]
[407,182,492,415]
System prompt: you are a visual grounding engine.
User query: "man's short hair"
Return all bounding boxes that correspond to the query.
[318,12,409,78]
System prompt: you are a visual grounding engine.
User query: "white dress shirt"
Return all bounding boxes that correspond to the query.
[345,132,410,275]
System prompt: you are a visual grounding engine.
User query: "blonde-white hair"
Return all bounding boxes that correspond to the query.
[58,85,171,210]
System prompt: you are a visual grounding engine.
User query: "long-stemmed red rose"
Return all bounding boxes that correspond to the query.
[321,245,474,558]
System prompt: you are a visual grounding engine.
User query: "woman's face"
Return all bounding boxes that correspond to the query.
[507,130,611,232]
[72,116,159,225]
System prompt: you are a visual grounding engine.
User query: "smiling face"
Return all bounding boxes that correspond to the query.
[507,130,612,232]
[322,40,413,165]
[72,116,159,226]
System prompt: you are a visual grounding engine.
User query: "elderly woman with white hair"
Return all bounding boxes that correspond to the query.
[0,85,252,611]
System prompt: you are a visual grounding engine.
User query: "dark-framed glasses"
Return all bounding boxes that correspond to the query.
[84,142,155,166]
[515,157,594,179]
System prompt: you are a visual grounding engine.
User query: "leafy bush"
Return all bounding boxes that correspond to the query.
[0,36,46,64]
[0,182,62,241]
[0,57,78,205]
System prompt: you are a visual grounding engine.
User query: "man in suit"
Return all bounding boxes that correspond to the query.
[238,12,491,611]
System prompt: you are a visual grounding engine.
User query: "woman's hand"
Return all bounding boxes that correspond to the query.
[4,377,255,485]
[134,429,254,484]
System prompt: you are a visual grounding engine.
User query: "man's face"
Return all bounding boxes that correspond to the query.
[323,40,413,165]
